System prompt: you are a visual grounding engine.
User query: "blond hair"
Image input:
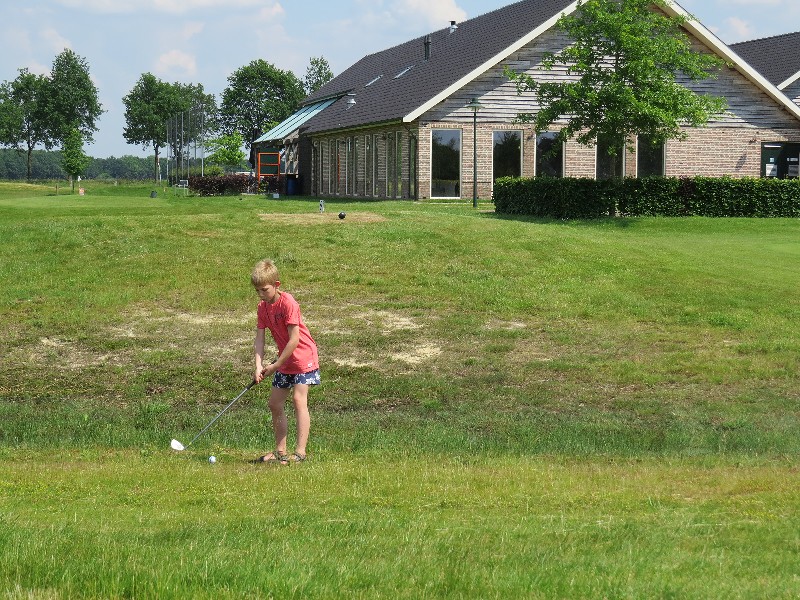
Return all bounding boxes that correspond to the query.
[251,259,279,287]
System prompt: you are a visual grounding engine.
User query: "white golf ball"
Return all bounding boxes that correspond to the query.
[208,455,217,464]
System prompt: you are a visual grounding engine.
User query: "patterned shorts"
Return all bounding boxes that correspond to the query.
[272,369,321,389]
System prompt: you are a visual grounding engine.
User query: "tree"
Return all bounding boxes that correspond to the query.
[61,128,90,191]
[123,74,216,181]
[123,73,176,181]
[47,49,103,145]
[0,69,52,178]
[205,132,247,171]
[303,56,334,95]
[218,59,305,167]
[506,0,728,171]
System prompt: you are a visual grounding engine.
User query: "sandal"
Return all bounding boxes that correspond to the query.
[289,452,307,463]
[252,451,289,465]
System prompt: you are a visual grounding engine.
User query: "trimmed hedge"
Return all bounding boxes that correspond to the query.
[189,174,253,196]
[187,174,282,196]
[494,176,800,218]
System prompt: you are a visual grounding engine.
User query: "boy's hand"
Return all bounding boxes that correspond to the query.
[255,359,277,384]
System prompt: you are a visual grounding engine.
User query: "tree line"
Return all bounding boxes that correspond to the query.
[0,148,163,180]
[0,49,333,182]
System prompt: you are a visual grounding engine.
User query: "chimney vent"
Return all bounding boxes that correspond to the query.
[424,35,431,60]
[449,20,458,34]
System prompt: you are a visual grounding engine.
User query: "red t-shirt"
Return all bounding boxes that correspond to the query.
[256,292,319,374]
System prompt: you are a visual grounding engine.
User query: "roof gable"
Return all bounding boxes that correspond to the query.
[730,31,800,90]
[296,0,800,135]
[300,0,575,134]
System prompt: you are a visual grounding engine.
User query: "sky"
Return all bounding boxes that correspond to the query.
[1,0,797,158]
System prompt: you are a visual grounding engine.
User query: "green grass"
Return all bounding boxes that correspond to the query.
[1,182,799,597]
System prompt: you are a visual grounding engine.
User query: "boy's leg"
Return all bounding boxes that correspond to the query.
[268,386,291,454]
[292,384,310,457]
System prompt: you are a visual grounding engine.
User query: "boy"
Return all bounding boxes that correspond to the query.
[251,259,319,464]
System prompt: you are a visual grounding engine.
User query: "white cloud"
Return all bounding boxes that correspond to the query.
[54,0,268,15]
[181,21,205,40]
[726,0,781,5]
[40,27,72,54]
[724,16,753,40]
[2,28,33,59]
[393,0,467,28]
[154,49,197,77]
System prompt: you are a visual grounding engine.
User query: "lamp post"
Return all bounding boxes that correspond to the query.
[466,97,483,208]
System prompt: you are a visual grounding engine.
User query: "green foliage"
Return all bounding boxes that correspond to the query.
[0,149,165,180]
[60,129,91,189]
[493,176,616,217]
[218,59,305,151]
[124,74,217,182]
[303,55,334,95]
[494,176,800,218]
[122,73,175,181]
[506,0,728,158]
[0,69,55,178]
[189,173,253,195]
[47,49,103,144]
[204,132,247,170]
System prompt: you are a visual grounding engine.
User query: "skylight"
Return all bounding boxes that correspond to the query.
[394,65,414,79]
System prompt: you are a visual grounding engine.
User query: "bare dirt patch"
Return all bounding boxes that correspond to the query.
[36,337,121,369]
[390,343,442,365]
[258,212,387,225]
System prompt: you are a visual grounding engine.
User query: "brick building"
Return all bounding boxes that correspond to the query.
[256,0,800,200]
[730,31,800,178]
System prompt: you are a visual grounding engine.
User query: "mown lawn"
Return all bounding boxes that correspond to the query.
[1,182,798,598]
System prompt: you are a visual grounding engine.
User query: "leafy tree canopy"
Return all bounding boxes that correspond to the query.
[123,73,216,181]
[218,59,304,151]
[48,49,103,144]
[304,56,334,95]
[0,69,52,178]
[205,132,247,171]
[506,0,728,155]
[61,128,91,190]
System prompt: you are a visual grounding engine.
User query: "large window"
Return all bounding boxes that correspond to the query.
[365,135,373,196]
[408,135,417,200]
[536,132,563,177]
[431,129,461,198]
[387,132,402,198]
[596,134,624,180]
[372,134,380,196]
[312,143,321,196]
[329,140,338,194]
[637,135,665,177]
[493,130,522,180]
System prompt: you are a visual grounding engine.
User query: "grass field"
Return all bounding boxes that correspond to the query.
[1,181,799,598]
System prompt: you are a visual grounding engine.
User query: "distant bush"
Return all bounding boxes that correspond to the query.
[493,177,615,218]
[494,176,800,218]
[189,174,253,196]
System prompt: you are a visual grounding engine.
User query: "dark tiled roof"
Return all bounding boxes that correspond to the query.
[300,0,575,134]
[730,31,800,87]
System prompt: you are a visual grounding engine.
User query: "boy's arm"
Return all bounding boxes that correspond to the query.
[254,327,267,383]
[261,324,300,378]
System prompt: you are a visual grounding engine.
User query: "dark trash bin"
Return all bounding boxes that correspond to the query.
[286,175,298,196]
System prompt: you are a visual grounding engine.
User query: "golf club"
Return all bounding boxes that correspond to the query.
[170,379,256,451]
[170,360,275,451]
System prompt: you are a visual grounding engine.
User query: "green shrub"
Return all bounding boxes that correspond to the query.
[494,176,800,218]
[189,173,253,196]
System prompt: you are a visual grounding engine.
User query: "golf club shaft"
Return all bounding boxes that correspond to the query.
[184,379,256,448]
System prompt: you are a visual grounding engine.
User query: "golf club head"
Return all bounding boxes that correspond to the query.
[170,438,185,451]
